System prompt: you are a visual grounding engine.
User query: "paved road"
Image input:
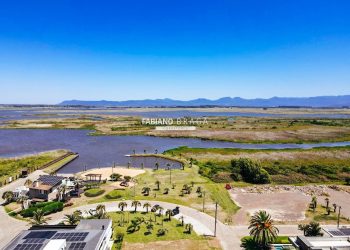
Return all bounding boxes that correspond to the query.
[0,170,45,249]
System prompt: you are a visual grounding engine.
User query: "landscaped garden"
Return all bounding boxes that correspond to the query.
[85,164,239,224]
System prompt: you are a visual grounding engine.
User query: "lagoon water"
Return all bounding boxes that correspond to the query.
[1,129,350,173]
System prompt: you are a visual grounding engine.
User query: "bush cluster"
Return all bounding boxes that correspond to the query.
[231,158,271,184]
[84,188,105,197]
[21,201,64,217]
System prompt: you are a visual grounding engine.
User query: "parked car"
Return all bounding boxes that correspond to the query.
[172,206,180,215]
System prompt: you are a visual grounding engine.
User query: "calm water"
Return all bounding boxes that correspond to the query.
[1,129,350,173]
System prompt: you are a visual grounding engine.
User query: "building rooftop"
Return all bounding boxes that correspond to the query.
[290,235,350,250]
[5,219,112,250]
[324,227,350,237]
[37,175,65,186]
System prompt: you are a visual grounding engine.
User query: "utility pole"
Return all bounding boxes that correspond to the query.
[337,206,342,228]
[214,202,218,237]
[202,191,206,212]
[169,167,172,184]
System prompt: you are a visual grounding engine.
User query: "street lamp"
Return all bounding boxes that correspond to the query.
[337,206,342,228]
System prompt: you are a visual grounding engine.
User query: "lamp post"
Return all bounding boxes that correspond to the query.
[337,206,342,228]
[202,191,206,212]
[214,202,218,237]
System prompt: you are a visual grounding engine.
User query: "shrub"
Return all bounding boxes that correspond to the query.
[20,201,64,217]
[105,190,123,199]
[231,158,271,184]
[345,177,350,186]
[84,188,105,197]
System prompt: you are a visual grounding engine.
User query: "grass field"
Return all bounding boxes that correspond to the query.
[109,211,201,243]
[3,113,350,143]
[164,146,350,184]
[42,154,78,174]
[109,211,219,250]
[86,165,239,224]
[0,150,68,186]
[305,203,350,224]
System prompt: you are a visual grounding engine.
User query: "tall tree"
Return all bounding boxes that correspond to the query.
[131,200,141,212]
[298,221,323,236]
[118,201,127,212]
[248,210,279,249]
[143,202,151,213]
[31,209,49,225]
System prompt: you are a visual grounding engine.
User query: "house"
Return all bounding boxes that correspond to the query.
[4,219,113,250]
[289,235,350,250]
[28,175,65,201]
[13,186,29,199]
[290,227,350,250]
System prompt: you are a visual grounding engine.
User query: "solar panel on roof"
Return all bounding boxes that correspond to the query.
[14,244,42,250]
[24,231,56,239]
[69,242,86,250]
[24,238,46,244]
[38,175,64,186]
[52,232,88,242]
[328,230,346,236]
[339,228,350,236]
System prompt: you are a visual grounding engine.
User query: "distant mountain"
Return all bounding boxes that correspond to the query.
[59,95,350,108]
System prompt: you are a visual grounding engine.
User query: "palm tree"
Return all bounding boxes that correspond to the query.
[154,149,158,154]
[155,162,159,170]
[163,188,169,195]
[118,201,127,212]
[165,209,172,221]
[132,149,136,155]
[57,185,67,201]
[146,222,154,234]
[325,198,330,209]
[64,213,80,225]
[298,221,323,236]
[96,204,107,219]
[179,215,185,226]
[2,191,14,204]
[143,149,147,154]
[333,203,337,213]
[155,180,160,190]
[151,205,160,222]
[143,202,151,213]
[311,196,317,212]
[185,223,193,234]
[17,195,28,210]
[131,200,141,212]
[157,228,168,236]
[157,206,164,216]
[31,209,49,225]
[248,210,279,249]
[142,187,151,196]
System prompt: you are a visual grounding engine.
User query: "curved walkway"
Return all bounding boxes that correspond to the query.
[0,171,46,249]
[49,200,241,250]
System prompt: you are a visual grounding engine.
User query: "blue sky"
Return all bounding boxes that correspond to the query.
[0,0,350,104]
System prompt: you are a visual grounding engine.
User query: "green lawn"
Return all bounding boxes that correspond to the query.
[306,204,350,224]
[109,211,201,244]
[241,235,290,244]
[84,188,105,197]
[43,154,78,174]
[0,150,67,186]
[87,166,239,224]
